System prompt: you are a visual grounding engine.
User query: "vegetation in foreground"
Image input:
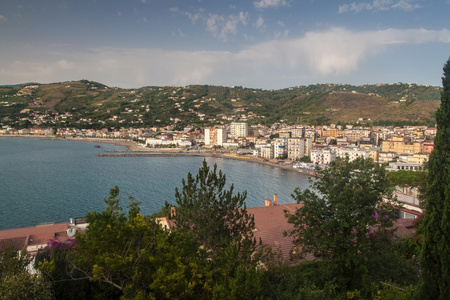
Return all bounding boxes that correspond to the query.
[417,58,450,299]
[1,159,421,299]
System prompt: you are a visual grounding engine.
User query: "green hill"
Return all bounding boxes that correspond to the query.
[0,80,441,129]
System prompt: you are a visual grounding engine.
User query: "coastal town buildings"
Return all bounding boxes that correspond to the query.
[381,136,423,155]
[1,122,436,171]
[286,137,312,161]
[273,138,287,159]
[204,126,227,146]
[230,122,248,138]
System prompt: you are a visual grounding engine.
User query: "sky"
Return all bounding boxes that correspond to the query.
[1,0,450,89]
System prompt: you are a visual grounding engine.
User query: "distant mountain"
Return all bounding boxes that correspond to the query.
[0,82,41,88]
[0,80,441,129]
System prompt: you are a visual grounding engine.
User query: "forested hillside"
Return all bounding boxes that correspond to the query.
[0,80,441,129]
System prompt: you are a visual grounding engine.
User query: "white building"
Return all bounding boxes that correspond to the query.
[386,162,424,172]
[259,146,274,160]
[145,138,192,148]
[230,122,248,138]
[332,146,371,162]
[287,138,312,161]
[204,127,227,146]
[310,148,336,165]
[290,127,306,138]
[273,138,287,159]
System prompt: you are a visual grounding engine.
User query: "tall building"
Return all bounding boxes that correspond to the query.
[230,122,248,138]
[204,127,227,146]
[291,127,306,138]
[273,138,287,159]
[287,138,312,161]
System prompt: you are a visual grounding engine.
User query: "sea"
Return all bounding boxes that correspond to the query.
[0,138,311,230]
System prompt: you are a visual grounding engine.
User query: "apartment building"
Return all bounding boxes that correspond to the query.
[310,148,336,165]
[381,136,422,154]
[204,126,227,146]
[332,146,371,161]
[273,138,287,159]
[230,122,248,138]
[322,128,345,139]
[287,138,312,161]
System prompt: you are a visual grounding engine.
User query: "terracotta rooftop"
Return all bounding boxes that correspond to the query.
[248,202,417,263]
[0,222,70,252]
[393,218,417,239]
[248,203,302,262]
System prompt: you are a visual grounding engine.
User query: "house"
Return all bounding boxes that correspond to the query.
[0,218,87,254]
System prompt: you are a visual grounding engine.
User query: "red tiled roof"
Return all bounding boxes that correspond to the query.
[0,223,70,252]
[0,236,27,251]
[248,203,302,262]
[393,218,416,238]
[248,203,417,263]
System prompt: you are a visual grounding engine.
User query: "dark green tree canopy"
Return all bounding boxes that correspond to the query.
[418,57,450,299]
[71,187,210,299]
[170,160,255,258]
[285,157,399,290]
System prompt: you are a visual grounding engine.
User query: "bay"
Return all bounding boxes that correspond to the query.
[0,138,310,230]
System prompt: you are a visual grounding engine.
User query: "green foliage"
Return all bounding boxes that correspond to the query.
[0,271,54,300]
[0,244,54,299]
[286,157,400,292]
[170,160,255,260]
[35,238,91,300]
[418,57,450,299]
[387,170,427,188]
[0,80,442,129]
[74,187,211,299]
[373,283,415,300]
[0,244,31,277]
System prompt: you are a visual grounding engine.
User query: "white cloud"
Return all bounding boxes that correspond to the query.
[1,28,450,88]
[255,15,265,31]
[205,12,248,42]
[241,28,450,75]
[0,15,7,21]
[338,0,421,13]
[254,0,288,9]
[170,7,201,24]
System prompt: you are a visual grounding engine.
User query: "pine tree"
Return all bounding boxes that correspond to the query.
[171,160,255,259]
[418,57,450,299]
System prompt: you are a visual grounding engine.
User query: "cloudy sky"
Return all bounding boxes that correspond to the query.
[1,0,450,89]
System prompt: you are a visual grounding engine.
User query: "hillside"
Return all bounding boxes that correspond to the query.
[0,80,441,129]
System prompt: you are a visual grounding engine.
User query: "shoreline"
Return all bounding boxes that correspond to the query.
[0,135,311,175]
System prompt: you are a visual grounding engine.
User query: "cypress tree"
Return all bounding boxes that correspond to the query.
[418,57,450,299]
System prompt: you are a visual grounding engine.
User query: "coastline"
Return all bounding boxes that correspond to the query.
[0,135,311,175]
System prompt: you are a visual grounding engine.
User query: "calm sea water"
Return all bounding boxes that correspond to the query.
[0,138,310,230]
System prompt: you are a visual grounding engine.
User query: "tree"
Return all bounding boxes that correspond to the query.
[285,157,399,291]
[35,238,91,300]
[73,187,210,299]
[0,271,54,300]
[0,244,31,277]
[0,244,53,300]
[418,57,450,299]
[170,160,255,259]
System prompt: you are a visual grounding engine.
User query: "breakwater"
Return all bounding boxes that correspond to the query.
[98,152,210,157]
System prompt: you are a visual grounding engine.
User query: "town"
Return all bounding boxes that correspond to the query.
[1,120,435,174]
